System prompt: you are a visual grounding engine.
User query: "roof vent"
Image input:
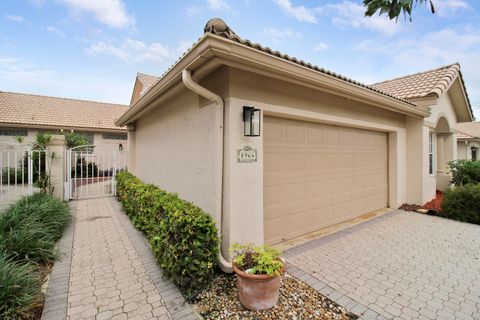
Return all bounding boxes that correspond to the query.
[204,18,237,38]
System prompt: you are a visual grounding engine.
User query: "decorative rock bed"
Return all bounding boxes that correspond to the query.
[194,272,358,320]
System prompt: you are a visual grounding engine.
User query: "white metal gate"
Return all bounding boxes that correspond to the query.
[66,145,128,200]
[0,143,45,208]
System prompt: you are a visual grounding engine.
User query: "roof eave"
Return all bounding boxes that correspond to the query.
[455,70,475,122]
[116,34,429,126]
[0,122,127,133]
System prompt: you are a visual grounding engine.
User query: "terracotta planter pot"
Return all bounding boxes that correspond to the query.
[233,264,283,311]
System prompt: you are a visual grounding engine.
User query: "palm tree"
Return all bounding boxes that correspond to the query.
[364,0,435,21]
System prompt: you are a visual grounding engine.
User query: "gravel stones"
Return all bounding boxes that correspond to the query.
[194,272,357,320]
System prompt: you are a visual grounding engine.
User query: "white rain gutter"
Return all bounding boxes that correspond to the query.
[181,69,233,273]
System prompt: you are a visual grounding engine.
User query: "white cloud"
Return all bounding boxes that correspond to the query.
[272,0,317,23]
[185,0,232,16]
[435,0,469,17]
[314,42,329,52]
[58,0,135,29]
[207,0,230,11]
[0,55,132,104]
[320,1,401,35]
[177,40,194,55]
[354,27,480,114]
[86,39,173,66]
[263,27,301,43]
[185,5,202,17]
[46,26,66,39]
[5,15,30,24]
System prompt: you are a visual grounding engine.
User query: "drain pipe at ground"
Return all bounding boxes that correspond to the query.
[182,69,233,273]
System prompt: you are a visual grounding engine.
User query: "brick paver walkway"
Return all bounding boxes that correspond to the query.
[42,197,199,320]
[285,211,480,320]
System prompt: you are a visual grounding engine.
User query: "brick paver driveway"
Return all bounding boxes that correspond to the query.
[285,211,480,320]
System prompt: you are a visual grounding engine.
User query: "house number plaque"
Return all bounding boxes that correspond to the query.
[237,146,257,163]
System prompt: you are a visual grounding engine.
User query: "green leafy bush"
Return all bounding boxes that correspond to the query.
[0,193,71,263]
[64,132,91,149]
[230,243,283,276]
[0,251,41,319]
[116,172,219,297]
[448,160,480,186]
[442,184,480,225]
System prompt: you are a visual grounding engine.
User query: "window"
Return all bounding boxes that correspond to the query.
[0,128,28,136]
[102,133,127,140]
[472,147,477,161]
[429,132,435,175]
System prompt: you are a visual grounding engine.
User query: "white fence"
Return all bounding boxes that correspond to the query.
[0,143,45,208]
[66,145,128,200]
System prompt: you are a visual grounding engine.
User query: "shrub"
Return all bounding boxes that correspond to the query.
[442,184,480,225]
[0,250,41,319]
[72,157,99,178]
[116,172,219,297]
[448,160,480,186]
[0,193,71,263]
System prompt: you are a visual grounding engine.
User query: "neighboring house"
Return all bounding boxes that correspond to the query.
[371,63,474,193]
[116,18,474,252]
[130,72,159,106]
[0,91,129,152]
[456,122,480,160]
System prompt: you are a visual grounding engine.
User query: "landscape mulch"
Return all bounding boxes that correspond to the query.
[422,190,444,213]
[194,272,358,320]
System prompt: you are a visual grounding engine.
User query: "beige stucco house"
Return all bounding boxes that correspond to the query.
[0,91,128,152]
[456,122,480,160]
[116,19,474,261]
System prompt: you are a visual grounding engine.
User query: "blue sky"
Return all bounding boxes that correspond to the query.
[1,0,479,117]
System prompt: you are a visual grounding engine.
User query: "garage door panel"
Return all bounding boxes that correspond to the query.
[285,122,306,143]
[264,217,283,245]
[264,116,388,244]
[307,125,324,144]
[264,184,283,206]
[263,117,283,142]
[326,127,340,145]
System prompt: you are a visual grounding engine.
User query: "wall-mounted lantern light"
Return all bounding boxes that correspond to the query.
[119,144,123,151]
[243,106,261,137]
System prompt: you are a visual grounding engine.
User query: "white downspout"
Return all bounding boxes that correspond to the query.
[182,69,233,273]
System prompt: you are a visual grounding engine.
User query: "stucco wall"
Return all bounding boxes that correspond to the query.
[425,93,458,130]
[421,92,458,200]
[131,84,218,217]
[457,140,480,160]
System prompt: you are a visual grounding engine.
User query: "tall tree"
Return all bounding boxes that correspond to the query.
[363,0,435,21]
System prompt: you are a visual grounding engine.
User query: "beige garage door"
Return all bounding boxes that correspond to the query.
[264,116,388,244]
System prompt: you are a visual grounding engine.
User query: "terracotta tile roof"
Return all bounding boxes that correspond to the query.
[371,64,461,100]
[137,73,159,96]
[0,91,128,131]
[457,122,480,140]
[139,18,416,107]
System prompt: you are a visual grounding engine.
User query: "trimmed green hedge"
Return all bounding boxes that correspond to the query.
[116,172,219,297]
[442,184,480,225]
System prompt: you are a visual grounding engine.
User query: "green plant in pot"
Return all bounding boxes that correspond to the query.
[230,243,284,311]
